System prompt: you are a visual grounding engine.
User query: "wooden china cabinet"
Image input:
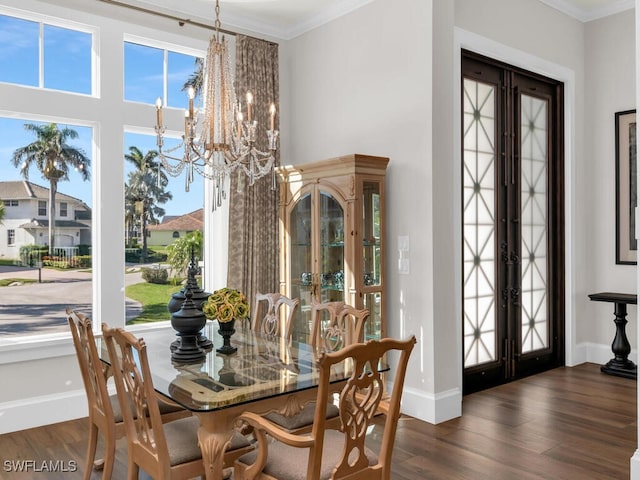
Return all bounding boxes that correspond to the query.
[277,154,389,345]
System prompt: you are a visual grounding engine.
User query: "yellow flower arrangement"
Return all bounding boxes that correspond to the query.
[202,287,250,323]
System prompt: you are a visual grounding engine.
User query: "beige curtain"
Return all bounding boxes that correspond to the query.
[227,35,280,303]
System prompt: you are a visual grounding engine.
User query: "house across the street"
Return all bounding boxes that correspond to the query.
[0,180,91,259]
[147,208,203,246]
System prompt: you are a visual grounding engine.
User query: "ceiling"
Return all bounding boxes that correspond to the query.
[117,0,635,40]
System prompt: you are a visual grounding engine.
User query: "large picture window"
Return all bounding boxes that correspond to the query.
[0,116,93,336]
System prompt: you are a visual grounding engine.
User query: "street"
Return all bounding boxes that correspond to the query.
[0,265,145,335]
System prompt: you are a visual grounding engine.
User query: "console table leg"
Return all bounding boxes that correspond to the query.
[601,302,637,379]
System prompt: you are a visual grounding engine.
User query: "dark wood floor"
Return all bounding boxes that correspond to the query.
[0,363,636,479]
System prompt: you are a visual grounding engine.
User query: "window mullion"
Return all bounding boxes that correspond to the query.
[39,22,44,88]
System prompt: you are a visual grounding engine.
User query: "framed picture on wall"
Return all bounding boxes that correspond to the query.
[615,109,637,265]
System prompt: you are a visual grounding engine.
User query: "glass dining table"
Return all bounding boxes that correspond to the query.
[98,320,352,480]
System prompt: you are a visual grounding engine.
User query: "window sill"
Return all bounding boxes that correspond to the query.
[0,333,75,364]
[0,321,173,364]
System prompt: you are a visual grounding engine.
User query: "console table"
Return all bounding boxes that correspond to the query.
[588,292,637,379]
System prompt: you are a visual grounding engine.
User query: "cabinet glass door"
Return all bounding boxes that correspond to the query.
[289,193,312,343]
[362,181,383,339]
[319,192,345,304]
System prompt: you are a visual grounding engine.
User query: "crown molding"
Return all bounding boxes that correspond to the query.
[284,0,376,40]
[538,0,634,22]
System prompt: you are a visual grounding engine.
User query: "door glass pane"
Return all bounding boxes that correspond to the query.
[362,181,381,287]
[319,192,344,304]
[520,94,548,353]
[462,78,497,368]
[289,193,312,343]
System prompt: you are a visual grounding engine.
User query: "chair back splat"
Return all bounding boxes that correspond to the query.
[234,336,416,480]
[310,301,369,354]
[251,292,299,339]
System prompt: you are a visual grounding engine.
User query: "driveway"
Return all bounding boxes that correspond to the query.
[0,265,146,335]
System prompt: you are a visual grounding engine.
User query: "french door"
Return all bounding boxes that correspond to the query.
[462,51,565,394]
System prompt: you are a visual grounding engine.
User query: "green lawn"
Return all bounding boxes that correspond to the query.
[126,281,181,324]
[0,278,38,287]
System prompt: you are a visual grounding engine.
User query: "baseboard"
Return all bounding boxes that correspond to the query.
[400,385,461,425]
[0,389,88,435]
[574,342,637,367]
[630,450,640,479]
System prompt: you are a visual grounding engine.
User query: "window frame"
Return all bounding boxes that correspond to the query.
[7,229,15,246]
[60,201,68,217]
[38,200,47,217]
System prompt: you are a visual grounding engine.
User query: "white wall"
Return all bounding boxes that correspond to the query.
[582,10,637,358]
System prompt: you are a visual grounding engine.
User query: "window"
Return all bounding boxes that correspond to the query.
[124,131,204,323]
[0,14,92,94]
[0,114,93,339]
[124,40,201,108]
[3,200,18,206]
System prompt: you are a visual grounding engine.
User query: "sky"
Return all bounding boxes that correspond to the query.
[0,14,204,218]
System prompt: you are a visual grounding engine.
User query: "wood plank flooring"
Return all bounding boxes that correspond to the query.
[0,363,636,479]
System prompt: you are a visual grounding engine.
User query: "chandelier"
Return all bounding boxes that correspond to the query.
[154,0,278,209]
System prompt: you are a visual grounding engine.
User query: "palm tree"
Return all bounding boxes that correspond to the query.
[183,57,204,98]
[0,201,5,225]
[124,146,172,262]
[11,123,90,255]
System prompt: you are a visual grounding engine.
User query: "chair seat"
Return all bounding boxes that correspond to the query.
[164,416,252,467]
[109,393,186,424]
[263,402,339,431]
[237,429,377,480]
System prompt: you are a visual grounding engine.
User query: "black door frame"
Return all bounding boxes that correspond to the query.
[461,50,565,395]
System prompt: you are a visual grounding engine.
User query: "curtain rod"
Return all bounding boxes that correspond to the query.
[96,0,278,46]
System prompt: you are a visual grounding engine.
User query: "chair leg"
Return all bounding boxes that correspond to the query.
[127,461,139,480]
[101,438,116,480]
[83,422,99,480]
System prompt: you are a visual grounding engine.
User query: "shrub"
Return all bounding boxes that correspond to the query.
[142,266,168,284]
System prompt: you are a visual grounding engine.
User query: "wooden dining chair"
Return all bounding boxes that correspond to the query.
[234,336,416,480]
[101,324,253,480]
[262,302,369,435]
[251,292,299,340]
[67,309,190,480]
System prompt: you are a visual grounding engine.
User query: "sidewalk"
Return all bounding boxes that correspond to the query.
[0,265,145,335]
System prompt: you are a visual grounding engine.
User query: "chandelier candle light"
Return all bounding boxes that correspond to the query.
[154,0,278,209]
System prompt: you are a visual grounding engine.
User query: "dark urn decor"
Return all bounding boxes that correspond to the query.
[202,287,250,356]
[168,248,212,351]
[170,287,207,363]
[217,318,237,355]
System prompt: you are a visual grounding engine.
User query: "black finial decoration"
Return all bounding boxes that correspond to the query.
[170,285,207,363]
[168,246,212,350]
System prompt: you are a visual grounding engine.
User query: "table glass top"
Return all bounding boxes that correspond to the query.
[99,321,353,412]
